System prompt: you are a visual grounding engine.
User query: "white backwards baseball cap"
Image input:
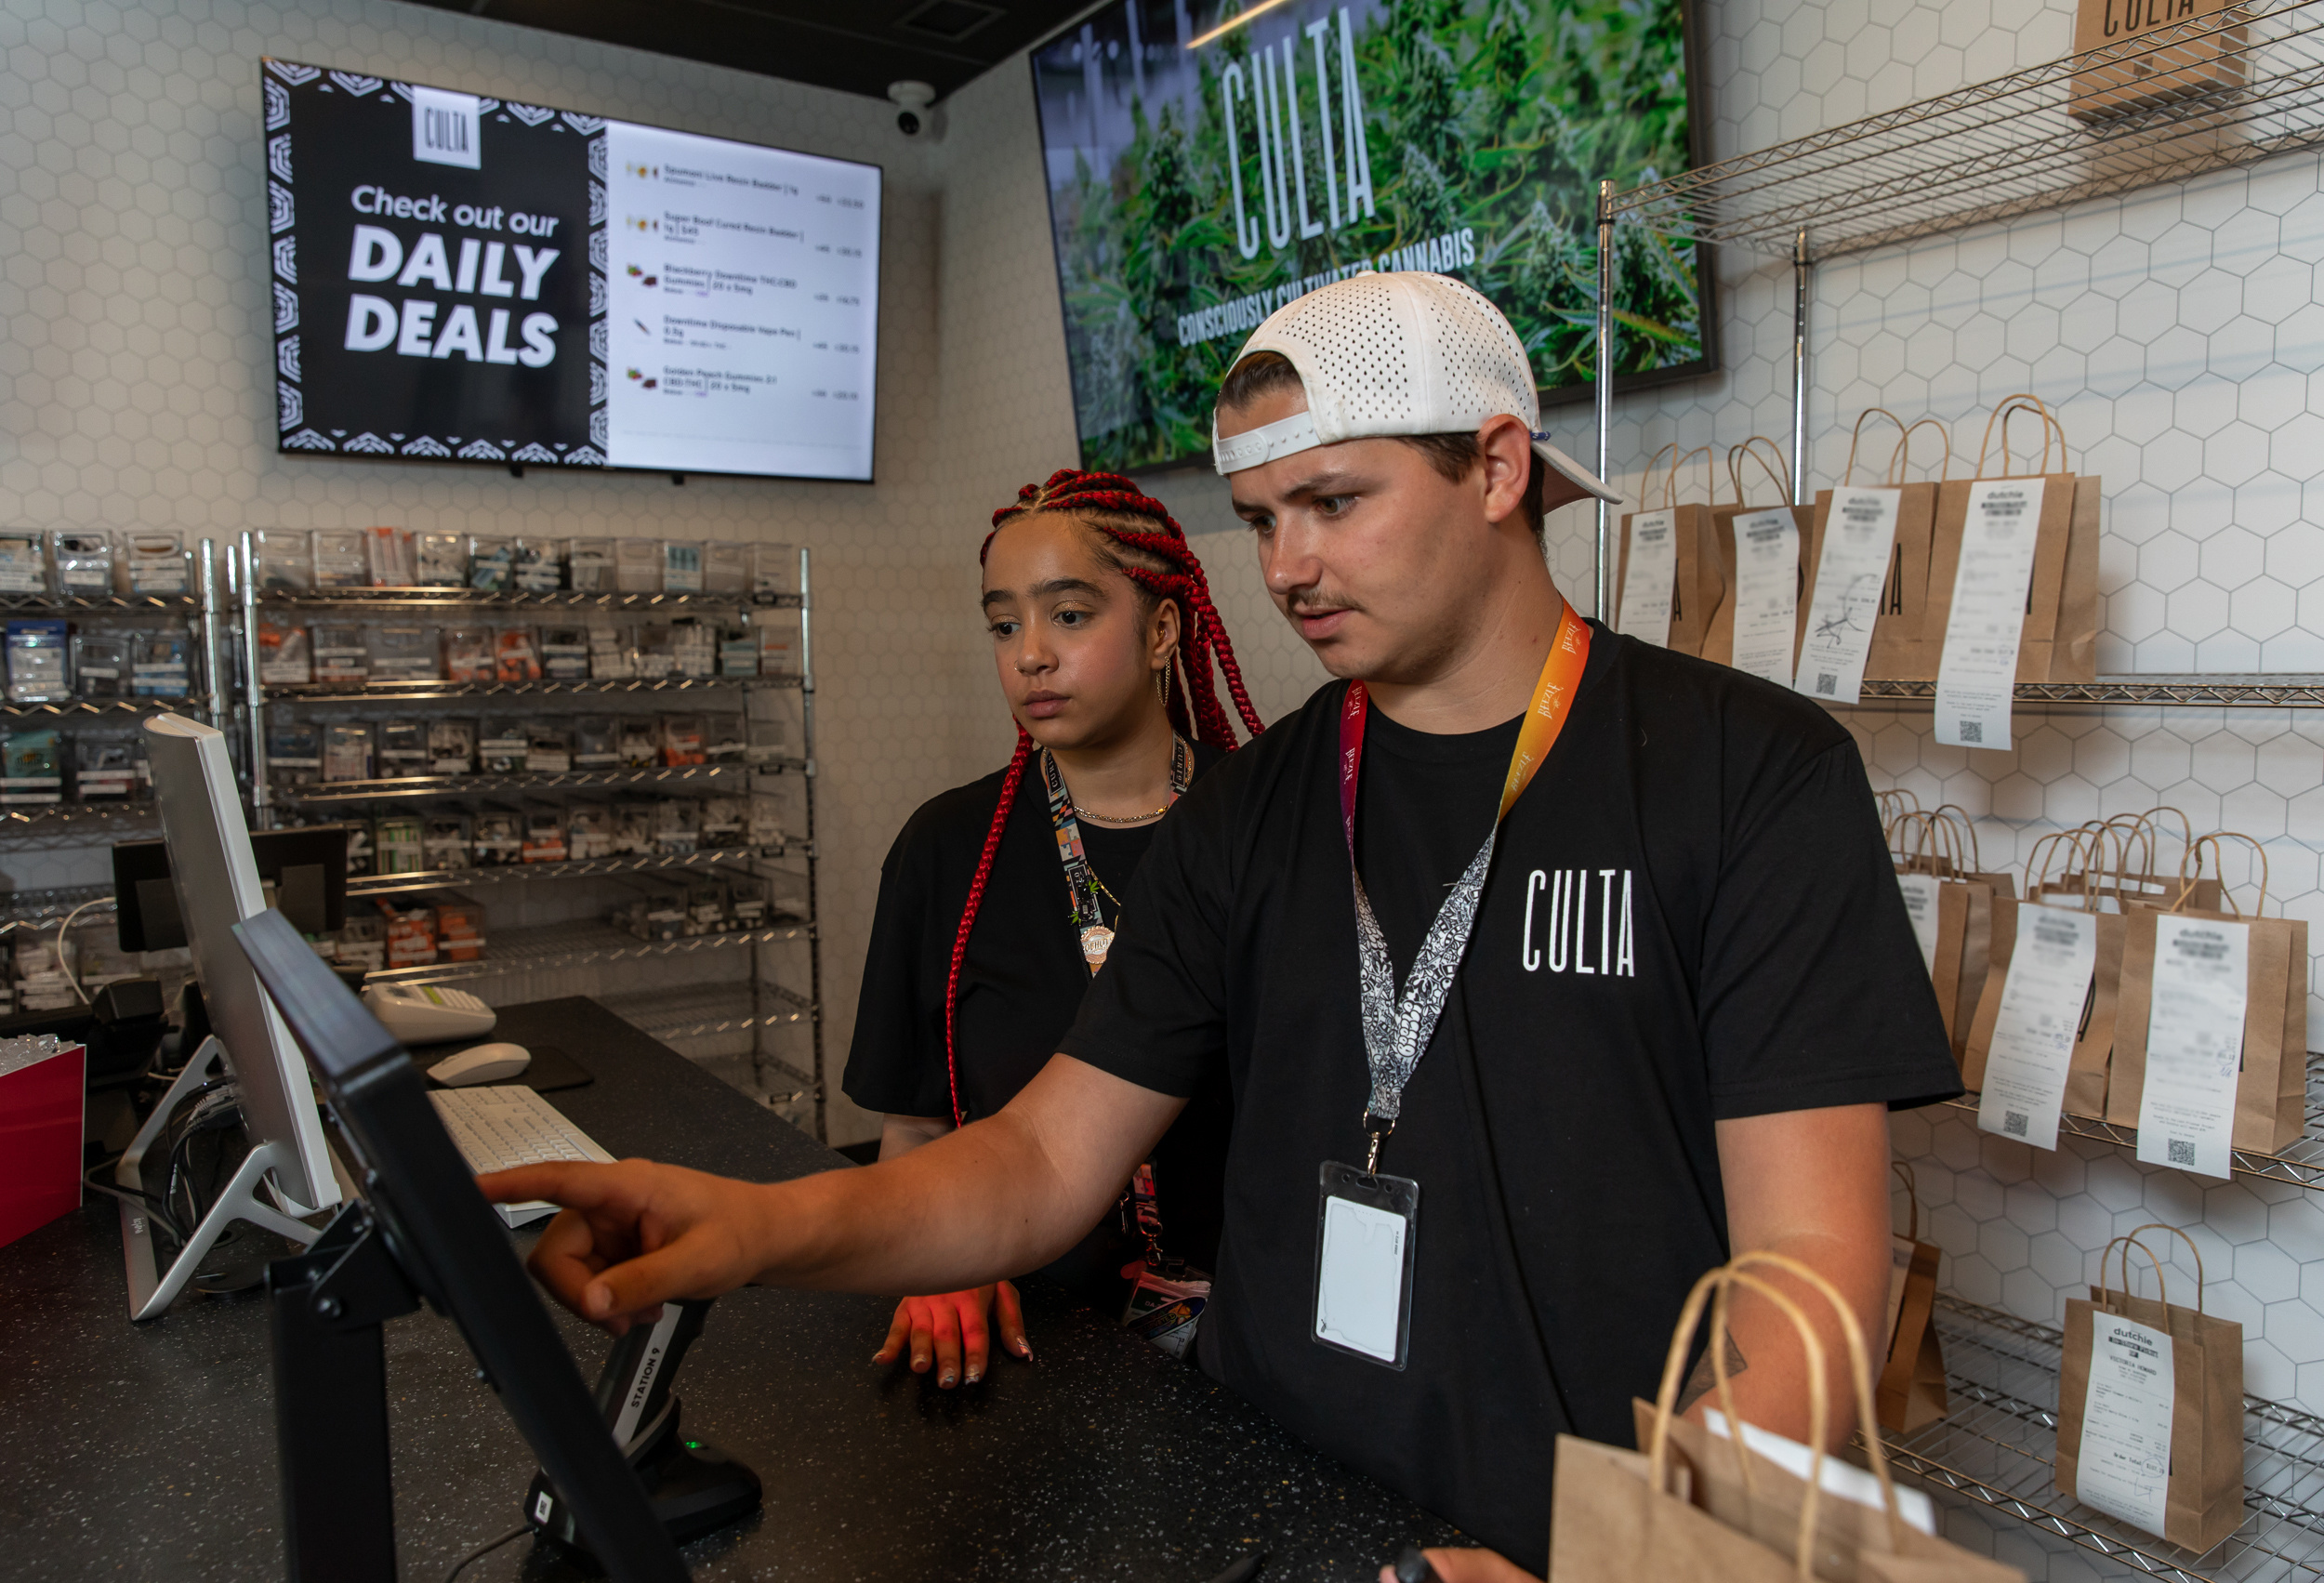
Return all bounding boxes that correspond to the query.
[1210,270,1622,506]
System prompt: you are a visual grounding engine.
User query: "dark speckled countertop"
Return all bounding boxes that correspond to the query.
[0,997,1462,1581]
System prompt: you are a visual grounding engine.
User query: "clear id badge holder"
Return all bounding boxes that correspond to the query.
[1313,1160,1419,1370]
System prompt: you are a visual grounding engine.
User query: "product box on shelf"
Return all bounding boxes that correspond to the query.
[50,532,114,597]
[522,804,568,864]
[414,532,469,587]
[589,626,637,679]
[524,724,572,774]
[429,719,477,774]
[613,538,660,593]
[566,538,613,592]
[257,620,313,686]
[573,716,617,769]
[73,736,139,800]
[378,900,437,969]
[751,542,796,600]
[477,722,528,775]
[511,540,561,594]
[312,530,367,589]
[71,633,129,700]
[121,532,187,596]
[472,805,522,865]
[368,626,440,682]
[6,620,70,703]
[662,541,704,594]
[2,729,62,806]
[495,627,543,681]
[364,528,415,587]
[718,628,759,677]
[379,719,429,774]
[443,626,495,683]
[469,536,515,593]
[539,627,589,680]
[702,542,747,594]
[433,893,485,960]
[268,719,323,785]
[567,802,614,859]
[310,623,370,684]
[254,529,313,593]
[323,721,376,782]
[337,914,386,971]
[131,633,191,698]
[423,810,472,871]
[0,533,49,596]
[376,811,426,874]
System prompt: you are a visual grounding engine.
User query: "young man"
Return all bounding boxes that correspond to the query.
[482,273,1960,1579]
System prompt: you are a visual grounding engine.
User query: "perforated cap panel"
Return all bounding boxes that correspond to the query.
[1221,272,1619,501]
[1238,271,1541,442]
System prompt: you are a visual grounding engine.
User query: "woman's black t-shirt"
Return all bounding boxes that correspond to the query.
[842,742,1232,1291]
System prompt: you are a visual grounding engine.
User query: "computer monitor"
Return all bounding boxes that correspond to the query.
[112,825,350,952]
[231,906,687,1582]
[113,714,341,1320]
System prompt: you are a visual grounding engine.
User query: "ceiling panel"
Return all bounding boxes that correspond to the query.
[408,0,1101,103]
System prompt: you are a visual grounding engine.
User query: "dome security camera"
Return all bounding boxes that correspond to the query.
[888,80,938,139]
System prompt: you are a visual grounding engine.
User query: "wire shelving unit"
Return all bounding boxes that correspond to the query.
[1887,1296,2324,1580]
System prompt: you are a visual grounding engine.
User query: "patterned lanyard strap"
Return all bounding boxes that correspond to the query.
[1039,734,1192,974]
[1339,606,1591,1172]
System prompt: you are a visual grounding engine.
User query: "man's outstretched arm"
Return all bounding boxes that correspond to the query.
[479,1054,1184,1332]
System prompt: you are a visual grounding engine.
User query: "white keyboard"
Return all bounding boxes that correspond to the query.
[429,1084,615,1227]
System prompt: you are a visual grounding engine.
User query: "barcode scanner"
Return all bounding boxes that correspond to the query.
[525,1298,763,1554]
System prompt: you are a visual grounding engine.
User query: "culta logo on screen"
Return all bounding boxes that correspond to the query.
[339,223,561,365]
[1216,6,1376,260]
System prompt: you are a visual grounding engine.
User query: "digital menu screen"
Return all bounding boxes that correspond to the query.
[265,60,882,481]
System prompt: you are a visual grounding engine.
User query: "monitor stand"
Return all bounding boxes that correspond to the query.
[264,1203,759,1580]
[116,1035,326,1322]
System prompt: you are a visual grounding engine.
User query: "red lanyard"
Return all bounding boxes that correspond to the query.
[1338,602,1592,855]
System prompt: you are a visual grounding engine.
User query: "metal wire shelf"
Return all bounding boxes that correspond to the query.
[0,592,202,613]
[1613,0,2324,258]
[273,762,767,803]
[0,802,158,841]
[363,915,810,988]
[260,673,799,704]
[0,696,206,719]
[1884,1296,2324,1580]
[1849,676,2324,709]
[1944,1053,2324,1192]
[601,982,815,1042]
[0,883,117,930]
[258,587,801,611]
[347,850,772,897]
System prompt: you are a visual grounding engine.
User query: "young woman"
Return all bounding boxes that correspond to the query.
[841,469,1263,1388]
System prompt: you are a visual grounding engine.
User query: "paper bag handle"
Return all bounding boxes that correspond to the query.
[1932,803,1984,875]
[2126,1221,2208,1315]
[1649,1266,1832,1578]
[1886,418,1955,485]
[1727,437,1794,509]
[2096,1233,2171,1311]
[1843,408,1908,487]
[1648,443,1716,509]
[1892,1161,1922,1243]
[1974,393,2069,479]
[1726,1250,1911,1553]
[2182,831,2269,917]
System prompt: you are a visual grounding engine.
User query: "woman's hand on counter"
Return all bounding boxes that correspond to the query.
[479,1157,777,1335]
[1379,1549,1538,1583]
[872,1280,1030,1386]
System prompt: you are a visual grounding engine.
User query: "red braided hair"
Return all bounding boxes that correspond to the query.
[942,468,1264,1126]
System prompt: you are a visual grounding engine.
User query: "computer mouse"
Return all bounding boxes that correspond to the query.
[429,1042,533,1088]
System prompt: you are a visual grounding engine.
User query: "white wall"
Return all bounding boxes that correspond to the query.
[0,0,1003,1140]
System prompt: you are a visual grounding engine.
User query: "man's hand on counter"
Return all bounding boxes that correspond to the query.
[873,1281,1030,1387]
[479,1157,777,1336]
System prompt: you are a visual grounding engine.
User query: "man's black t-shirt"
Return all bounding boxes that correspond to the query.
[842,743,1231,1285]
[1060,623,1961,1568]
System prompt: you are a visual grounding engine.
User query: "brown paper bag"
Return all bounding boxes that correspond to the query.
[2107,834,2307,1153]
[1918,397,2080,685]
[1704,439,1820,677]
[2069,0,2249,122]
[1879,1165,1948,1436]
[1558,1251,2022,1583]
[1965,828,2126,1114]
[1889,811,1987,1057]
[1615,443,1725,659]
[1810,413,1948,683]
[2054,1227,2245,1553]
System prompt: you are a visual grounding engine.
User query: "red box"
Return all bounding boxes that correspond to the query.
[0,1042,85,1251]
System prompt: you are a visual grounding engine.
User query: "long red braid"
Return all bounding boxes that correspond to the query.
[942,469,1265,1127]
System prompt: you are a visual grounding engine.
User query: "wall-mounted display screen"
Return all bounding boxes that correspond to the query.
[1030,1,1710,474]
[264,59,881,481]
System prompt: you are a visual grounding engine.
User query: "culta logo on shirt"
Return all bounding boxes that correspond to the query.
[1519,868,1636,977]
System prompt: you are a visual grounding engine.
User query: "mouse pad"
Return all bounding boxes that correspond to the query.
[420,1044,593,1093]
